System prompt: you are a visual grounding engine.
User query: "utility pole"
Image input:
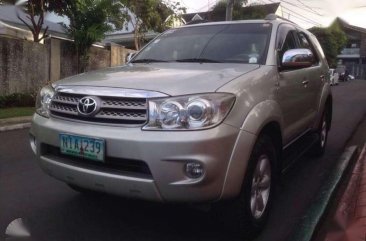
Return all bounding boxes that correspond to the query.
[226,0,234,21]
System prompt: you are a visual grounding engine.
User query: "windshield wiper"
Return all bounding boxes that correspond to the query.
[175,58,221,63]
[131,59,168,63]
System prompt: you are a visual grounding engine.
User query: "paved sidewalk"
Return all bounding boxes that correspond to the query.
[315,116,366,241]
[0,116,32,132]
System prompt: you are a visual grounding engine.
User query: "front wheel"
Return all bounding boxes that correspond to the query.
[215,134,277,239]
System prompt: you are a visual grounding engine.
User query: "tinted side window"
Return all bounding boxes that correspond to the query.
[297,32,319,64]
[309,34,327,65]
[297,32,310,48]
[279,31,297,61]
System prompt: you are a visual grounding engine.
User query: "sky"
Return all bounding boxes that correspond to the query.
[171,0,366,29]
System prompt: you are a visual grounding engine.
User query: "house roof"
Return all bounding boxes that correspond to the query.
[0,5,67,36]
[182,2,280,23]
[333,17,366,34]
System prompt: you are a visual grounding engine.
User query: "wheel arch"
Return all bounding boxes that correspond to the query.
[259,121,283,163]
[220,100,285,200]
[314,85,332,131]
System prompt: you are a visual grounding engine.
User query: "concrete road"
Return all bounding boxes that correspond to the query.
[1,80,366,241]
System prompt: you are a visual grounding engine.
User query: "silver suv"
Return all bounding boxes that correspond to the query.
[30,15,332,237]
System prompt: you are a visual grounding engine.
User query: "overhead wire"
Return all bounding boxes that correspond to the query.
[281,9,321,26]
[264,0,321,26]
[294,0,323,16]
[279,0,323,16]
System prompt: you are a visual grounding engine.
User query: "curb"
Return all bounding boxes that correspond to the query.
[314,143,366,241]
[287,145,359,241]
[342,143,366,221]
[0,116,32,132]
[0,122,31,132]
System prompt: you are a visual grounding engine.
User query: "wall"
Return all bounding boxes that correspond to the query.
[110,42,136,67]
[58,40,112,79]
[0,36,49,96]
[0,36,133,96]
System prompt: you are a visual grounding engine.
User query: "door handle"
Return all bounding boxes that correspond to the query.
[302,80,309,85]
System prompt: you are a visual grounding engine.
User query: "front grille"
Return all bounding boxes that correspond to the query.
[50,93,148,125]
[42,144,153,179]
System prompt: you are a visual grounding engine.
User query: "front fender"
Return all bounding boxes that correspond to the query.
[240,100,284,135]
[220,100,284,199]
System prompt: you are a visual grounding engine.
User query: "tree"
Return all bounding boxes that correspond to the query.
[19,0,48,42]
[7,0,69,42]
[329,20,348,57]
[211,0,268,22]
[309,25,347,67]
[123,0,185,50]
[63,0,128,73]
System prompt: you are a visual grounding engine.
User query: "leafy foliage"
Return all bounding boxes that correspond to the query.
[62,0,127,72]
[0,93,35,108]
[122,0,186,50]
[4,0,185,68]
[309,25,347,67]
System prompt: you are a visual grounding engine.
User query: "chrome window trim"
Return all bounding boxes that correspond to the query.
[53,85,169,98]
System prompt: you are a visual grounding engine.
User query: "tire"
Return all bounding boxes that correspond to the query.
[308,111,329,157]
[215,134,277,239]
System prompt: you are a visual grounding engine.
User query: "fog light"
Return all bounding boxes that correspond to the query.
[185,162,204,179]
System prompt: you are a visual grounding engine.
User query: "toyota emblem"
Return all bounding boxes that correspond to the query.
[77,96,99,116]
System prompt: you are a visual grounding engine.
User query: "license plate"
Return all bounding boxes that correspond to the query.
[59,134,105,162]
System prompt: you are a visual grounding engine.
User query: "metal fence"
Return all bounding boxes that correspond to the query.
[344,63,366,80]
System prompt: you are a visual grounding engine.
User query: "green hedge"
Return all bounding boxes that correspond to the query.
[0,93,36,108]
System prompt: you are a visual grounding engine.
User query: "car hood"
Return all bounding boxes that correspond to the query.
[54,63,260,96]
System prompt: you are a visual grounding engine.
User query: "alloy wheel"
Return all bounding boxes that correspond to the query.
[250,154,271,219]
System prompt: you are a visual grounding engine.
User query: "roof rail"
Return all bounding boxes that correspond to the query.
[264,14,296,24]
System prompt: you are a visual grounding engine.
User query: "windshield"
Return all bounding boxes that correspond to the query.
[133,23,272,64]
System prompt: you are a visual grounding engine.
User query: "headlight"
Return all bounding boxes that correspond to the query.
[143,93,235,130]
[35,85,55,118]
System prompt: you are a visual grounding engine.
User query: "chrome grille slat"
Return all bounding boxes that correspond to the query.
[52,95,80,104]
[50,103,78,115]
[51,99,79,105]
[101,100,146,110]
[50,92,148,125]
[97,110,146,121]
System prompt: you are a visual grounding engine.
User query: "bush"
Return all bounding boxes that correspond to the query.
[0,93,36,108]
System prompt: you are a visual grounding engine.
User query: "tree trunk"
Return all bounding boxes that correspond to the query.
[134,27,140,50]
[226,0,234,21]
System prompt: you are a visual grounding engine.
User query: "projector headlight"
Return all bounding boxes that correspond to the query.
[143,93,235,130]
[35,85,55,118]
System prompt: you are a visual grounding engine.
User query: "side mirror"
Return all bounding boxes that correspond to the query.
[126,52,137,63]
[281,48,314,69]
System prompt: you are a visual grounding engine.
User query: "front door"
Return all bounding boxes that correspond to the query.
[276,26,313,144]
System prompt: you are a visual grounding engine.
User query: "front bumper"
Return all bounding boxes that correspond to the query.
[30,114,254,202]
